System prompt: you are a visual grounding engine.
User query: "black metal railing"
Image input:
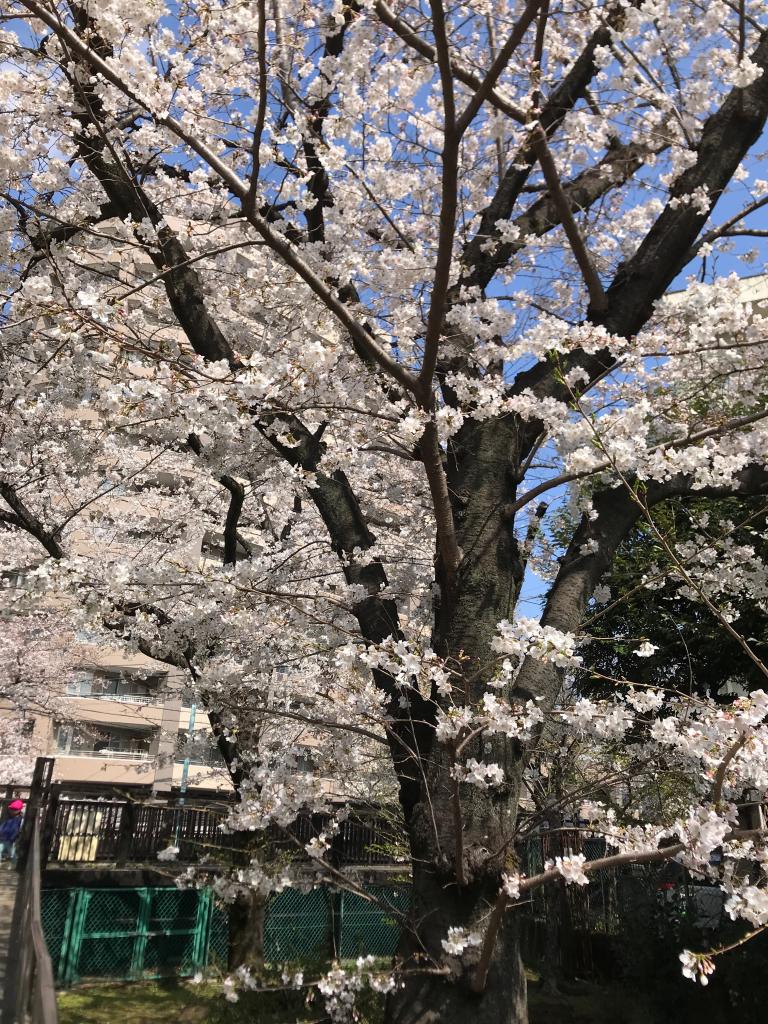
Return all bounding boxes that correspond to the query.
[43,795,399,868]
[45,798,240,865]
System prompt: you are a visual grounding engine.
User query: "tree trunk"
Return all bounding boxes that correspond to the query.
[228,889,266,970]
[386,866,528,1024]
[383,418,531,1024]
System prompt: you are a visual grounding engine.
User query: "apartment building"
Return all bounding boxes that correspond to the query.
[0,594,233,797]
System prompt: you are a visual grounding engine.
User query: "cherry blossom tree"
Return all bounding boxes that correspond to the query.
[0,608,76,782]
[2,1,768,1021]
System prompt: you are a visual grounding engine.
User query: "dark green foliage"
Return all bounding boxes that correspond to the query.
[577,496,768,700]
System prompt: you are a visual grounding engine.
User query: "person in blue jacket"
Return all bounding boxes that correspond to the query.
[0,800,24,865]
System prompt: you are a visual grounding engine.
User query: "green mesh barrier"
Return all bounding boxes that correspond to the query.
[42,886,214,986]
[83,889,142,933]
[78,935,135,979]
[264,886,334,963]
[143,933,198,977]
[208,903,230,968]
[42,883,412,984]
[337,885,409,959]
[40,888,73,978]
[149,888,199,930]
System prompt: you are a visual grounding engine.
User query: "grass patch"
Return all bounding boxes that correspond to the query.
[57,979,383,1024]
[58,977,651,1024]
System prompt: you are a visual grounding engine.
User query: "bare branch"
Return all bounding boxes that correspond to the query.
[530,124,607,311]
[0,509,22,530]
[530,0,550,113]
[418,0,459,398]
[455,0,542,137]
[713,733,750,805]
[111,239,267,303]
[471,841,687,994]
[246,209,420,393]
[420,420,463,583]
[686,193,768,259]
[0,482,64,559]
[221,475,247,566]
[243,0,268,217]
[372,0,528,124]
[507,405,768,517]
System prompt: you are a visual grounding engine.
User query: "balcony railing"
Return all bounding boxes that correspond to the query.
[64,692,164,706]
[57,749,155,761]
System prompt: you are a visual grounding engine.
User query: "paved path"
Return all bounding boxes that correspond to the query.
[0,867,19,1021]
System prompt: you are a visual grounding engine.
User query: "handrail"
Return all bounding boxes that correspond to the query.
[2,815,59,1024]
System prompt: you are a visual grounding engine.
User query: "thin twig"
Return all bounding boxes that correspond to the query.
[508,405,768,518]
[243,0,268,216]
[111,239,266,303]
[455,0,542,136]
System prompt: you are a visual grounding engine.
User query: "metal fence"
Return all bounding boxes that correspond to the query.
[41,883,408,985]
[41,886,226,986]
[523,830,621,936]
[44,796,398,867]
[45,799,240,865]
[3,810,59,1024]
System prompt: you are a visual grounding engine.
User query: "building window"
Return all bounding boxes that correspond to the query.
[175,730,222,766]
[65,670,166,703]
[53,722,154,759]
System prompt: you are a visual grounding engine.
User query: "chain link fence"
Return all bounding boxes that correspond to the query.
[42,882,409,985]
[41,887,218,986]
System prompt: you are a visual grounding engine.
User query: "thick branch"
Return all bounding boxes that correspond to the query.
[420,420,463,582]
[418,0,459,397]
[460,5,634,292]
[221,475,247,566]
[514,463,768,708]
[512,26,768,447]
[243,0,268,217]
[0,483,64,559]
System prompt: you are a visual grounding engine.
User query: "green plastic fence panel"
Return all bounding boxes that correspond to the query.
[141,888,207,979]
[338,885,410,959]
[41,886,218,986]
[264,887,334,962]
[42,883,412,983]
[39,888,74,980]
[208,901,230,968]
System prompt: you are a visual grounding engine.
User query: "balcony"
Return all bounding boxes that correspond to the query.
[54,723,155,762]
[66,667,167,708]
[60,748,156,761]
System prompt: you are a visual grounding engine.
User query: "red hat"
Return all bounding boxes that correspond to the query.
[8,800,24,811]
